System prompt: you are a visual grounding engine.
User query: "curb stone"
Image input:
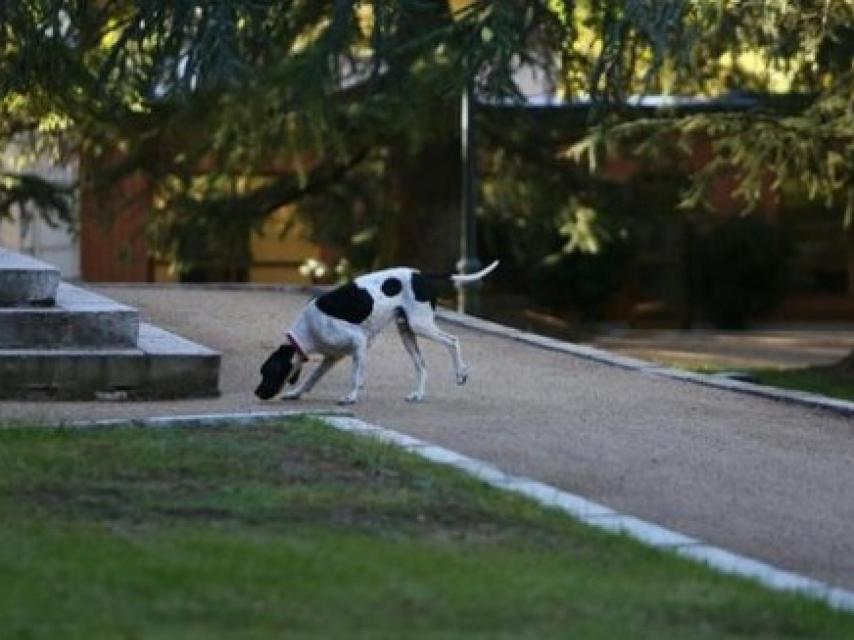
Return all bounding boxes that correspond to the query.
[65,409,353,429]
[437,309,854,418]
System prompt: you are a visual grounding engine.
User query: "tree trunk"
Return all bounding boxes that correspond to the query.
[847,224,854,295]
[387,135,461,272]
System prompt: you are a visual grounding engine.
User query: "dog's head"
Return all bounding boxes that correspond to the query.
[254,344,302,400]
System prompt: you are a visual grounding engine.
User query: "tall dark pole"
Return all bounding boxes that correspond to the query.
[457,80,483,314]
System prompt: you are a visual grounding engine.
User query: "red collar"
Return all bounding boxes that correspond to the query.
[287,332,309,362]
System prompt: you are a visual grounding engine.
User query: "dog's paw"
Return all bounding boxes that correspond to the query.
[456,366,470,385]
[280,391,302,402]
[337,393,358,405]
[405,391,425,403]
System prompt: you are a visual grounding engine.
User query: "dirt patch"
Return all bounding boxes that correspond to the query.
[11,474,564,547]
[273,445,404,486]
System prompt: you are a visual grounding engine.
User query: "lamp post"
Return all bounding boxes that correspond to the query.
[448,0,483,314]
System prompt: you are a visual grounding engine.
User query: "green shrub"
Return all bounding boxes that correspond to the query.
[530,241,633,321]
[698,215,789,329]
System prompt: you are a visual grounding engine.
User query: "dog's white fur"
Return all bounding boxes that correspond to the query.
[280,261,498,404]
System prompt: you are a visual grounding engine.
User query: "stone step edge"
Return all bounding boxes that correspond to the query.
[0,323,221,400]
[0,248,60,306]
[0,283,140,348]
[0,322,219,357]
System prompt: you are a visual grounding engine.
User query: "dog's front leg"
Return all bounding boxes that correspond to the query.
[338,341,367,405]
[282,356,337,401]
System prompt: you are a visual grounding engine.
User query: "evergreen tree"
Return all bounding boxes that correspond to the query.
[2,1,852,304]
[1,0,563,273]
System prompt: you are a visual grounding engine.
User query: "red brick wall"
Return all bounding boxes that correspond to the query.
[79,159,152,282]
[599,133,779,217]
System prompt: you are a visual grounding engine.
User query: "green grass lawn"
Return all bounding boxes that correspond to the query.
[688,364,854,402]
[748,367,854,402]
[1,419,852,639]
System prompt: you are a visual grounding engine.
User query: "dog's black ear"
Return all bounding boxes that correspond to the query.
[255,344,296,400]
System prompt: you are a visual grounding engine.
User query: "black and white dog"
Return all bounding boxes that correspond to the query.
[254,261,499,404]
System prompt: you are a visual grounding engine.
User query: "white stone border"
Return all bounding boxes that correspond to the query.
[66,409,353,429]
[322,415,854,614]
[437,309,854,418]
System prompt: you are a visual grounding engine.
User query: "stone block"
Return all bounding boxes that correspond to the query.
[0,248,60,306]
[0,283,139,348]
[0,324,220,400]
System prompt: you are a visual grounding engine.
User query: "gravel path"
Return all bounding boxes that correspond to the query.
[3,285,853,590]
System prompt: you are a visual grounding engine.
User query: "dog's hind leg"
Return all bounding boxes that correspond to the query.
[395,311,427,402]
[282,356,338,401]
[407,313,470,385]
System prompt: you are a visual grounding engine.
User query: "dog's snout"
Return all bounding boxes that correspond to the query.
[255,383,275,400]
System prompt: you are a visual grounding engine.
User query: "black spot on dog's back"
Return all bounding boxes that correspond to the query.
[316,283,374,324]
[411,272,437,309]
[381,277,402,297]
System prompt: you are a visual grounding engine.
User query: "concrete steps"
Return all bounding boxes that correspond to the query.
[0,248,220,399]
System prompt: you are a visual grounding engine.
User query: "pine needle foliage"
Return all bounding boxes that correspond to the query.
[1,1,852,271]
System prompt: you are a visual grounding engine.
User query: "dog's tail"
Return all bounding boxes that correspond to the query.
[450,260,500,285]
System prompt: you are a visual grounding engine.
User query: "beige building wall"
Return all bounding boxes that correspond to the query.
[152,205,323,283]
[1,142,80,279]
[249,206,322,284]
